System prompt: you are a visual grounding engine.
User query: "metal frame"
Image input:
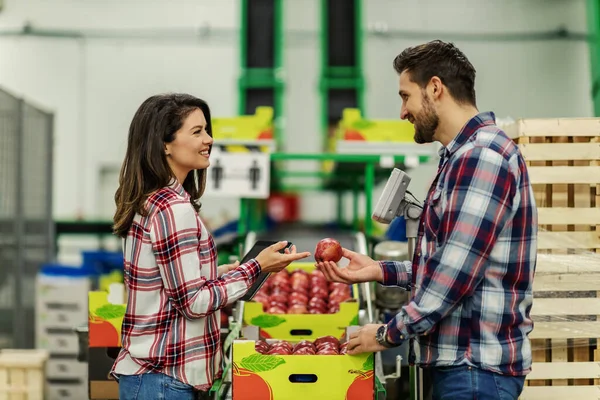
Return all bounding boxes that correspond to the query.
[319,0,365,150]
[0,87,54,349]
[237,152,425,237]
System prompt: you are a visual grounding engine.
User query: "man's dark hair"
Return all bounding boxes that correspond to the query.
[393,40,477,106]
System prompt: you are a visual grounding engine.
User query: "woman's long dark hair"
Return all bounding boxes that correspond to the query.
[113,93,213,238]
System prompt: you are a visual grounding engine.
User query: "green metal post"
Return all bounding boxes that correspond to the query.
[238,198,248,235]
[238,0,249,116]
[336,192,344,225]
[364,162,374,236]
[354,0,365,113]
[587,0,600,116]
[352,180,359,230]
[318,0,367,229]
[273,0,285,149]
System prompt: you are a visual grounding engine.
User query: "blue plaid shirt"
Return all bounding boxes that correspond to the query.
[379,112,537,376]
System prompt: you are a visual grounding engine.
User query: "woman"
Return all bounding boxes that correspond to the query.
[111,93,310,400]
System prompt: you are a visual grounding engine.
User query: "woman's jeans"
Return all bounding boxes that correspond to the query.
[118,372,209,400]
[431,365,525,400]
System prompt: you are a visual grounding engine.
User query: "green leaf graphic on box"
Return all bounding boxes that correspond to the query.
[362,354,374,371]
[250,315,286,328]
[94,304,126,320]
[240,354,285,373]
[349,315,359,326]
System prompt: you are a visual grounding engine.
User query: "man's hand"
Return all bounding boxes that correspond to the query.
[217,260,240,277]
[315,248,383,284]
[346,324,388,355]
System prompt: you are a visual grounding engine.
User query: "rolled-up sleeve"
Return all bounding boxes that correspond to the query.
[378,261,412,290]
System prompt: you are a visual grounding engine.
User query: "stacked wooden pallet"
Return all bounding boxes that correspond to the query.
[0,349,49,400]
[503,118,600,400]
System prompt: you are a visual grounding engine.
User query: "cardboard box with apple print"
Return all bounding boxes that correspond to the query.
[232,327,376,400]
[243,263,360,341]
[88,290,126,399]
[89,291,125,348]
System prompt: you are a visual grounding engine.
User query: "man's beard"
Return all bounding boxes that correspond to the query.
[413,95,439,144]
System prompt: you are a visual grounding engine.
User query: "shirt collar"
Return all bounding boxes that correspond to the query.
[168,178,189,199]
[441,111,497,158]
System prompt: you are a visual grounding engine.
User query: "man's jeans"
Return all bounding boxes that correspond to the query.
[431,365,525,400]
[118,372,210,400]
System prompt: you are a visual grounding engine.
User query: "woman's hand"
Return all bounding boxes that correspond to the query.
[255,241,311,273]
[217,260,240,277]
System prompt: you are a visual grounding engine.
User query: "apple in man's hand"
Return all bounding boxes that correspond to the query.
[314,238,343,263]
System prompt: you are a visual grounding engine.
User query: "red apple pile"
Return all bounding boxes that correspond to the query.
[253,269,352,314]
[254,335,349,355]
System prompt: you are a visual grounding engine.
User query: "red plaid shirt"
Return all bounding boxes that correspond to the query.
[111,180,260,390]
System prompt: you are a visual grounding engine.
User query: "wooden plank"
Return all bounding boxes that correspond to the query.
[519,143,600,161]
[550,339,569,386]
[538,207,600,226]
[538,231,600,250]
[535,254,600,274]
[594,346,600,385]
[528,166,600,184]
[529,321,600,339]
[520,385,600,400]
[505,118,600,139]
[531,298,600,316]
[527,361,600,380]
[573,338,594,386]
[533,273,600,291]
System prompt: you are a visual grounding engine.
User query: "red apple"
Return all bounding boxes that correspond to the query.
[270,341,293,352]
[288,304,308,314]
[314,238,343,263]
[314,336,338,346]
[310,285,329,299]
[267,347,291,355]
[293,347,316,355]
[293,340,315,352]
[289,292,309,306]
[267,306,286,314]
[255,340,271,354]
[339,342,349,354]
[308,297,327,310]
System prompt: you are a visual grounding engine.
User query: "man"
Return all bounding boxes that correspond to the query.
[316,40,537,399]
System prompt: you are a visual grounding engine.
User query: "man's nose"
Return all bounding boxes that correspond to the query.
[400,108,409,120]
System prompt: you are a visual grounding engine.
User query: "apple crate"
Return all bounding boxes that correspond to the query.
[231,327,380,400]
[0,349,49,400]
[503,118,600,399]
[243,263,360,341]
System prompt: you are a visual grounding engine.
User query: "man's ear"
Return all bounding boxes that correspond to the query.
[429,76,443,100]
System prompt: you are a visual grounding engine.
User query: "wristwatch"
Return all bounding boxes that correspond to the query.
[376,325,396,348]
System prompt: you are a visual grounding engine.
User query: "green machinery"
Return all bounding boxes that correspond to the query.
[232,0,432,239]
[588,0,600,116]
[209,1,436,399]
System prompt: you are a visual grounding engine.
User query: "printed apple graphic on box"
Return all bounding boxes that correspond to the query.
[232,340,374,399]
[88,292,126,348]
